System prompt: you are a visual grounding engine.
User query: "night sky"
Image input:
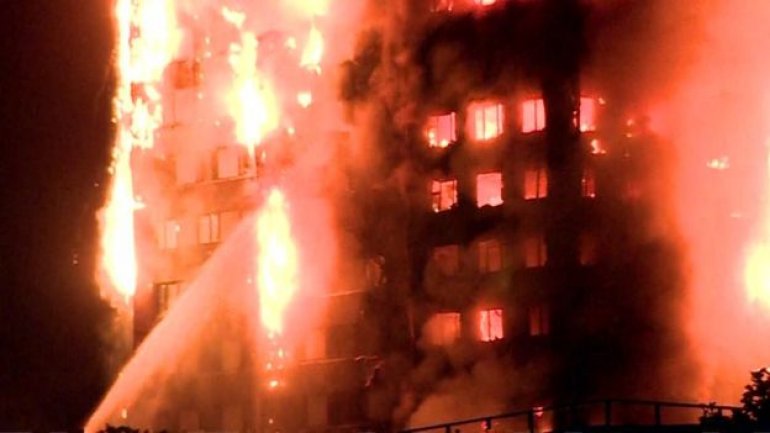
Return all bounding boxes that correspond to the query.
[1,0,116,428]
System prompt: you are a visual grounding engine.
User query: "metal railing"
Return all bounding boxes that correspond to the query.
[401,399,742,433]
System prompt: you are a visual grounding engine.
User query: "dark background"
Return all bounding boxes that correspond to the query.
[1,0,115,428]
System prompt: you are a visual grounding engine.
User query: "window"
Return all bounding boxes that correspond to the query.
[474,0,496,5]
[432,244,460,276]
[524,166,548,200]
[579,232,598,265]
[529,305,550,336]
[198,213,221,244]
[521,98,546,133]
[169,59,201,89]
[157,281,183,315]
[479,308,504,342]
[215,146,251,179]
[426,113,456,148]
[581,167,596,198]
[425,312,461,345]
[577,96,597,132]
[478,239,502,273]
[431,179,458,212]
[476,172,503,207]
[524,234,547,268]
[468,101,504,141]
[162,220,180,249]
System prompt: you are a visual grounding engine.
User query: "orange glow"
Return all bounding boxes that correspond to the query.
[522,98,545,133]
[590,138,607,155]
[476,172,503,207]
[431,179,458,212]
[745,153,770,310]
[100,131,138,304]
[227,31,280,151]
[745,243,770,309]
[524,166,548,200]
[426,113,457,148]
[300,24,324,74]
[578,96,597,132]
[425,312,461,345]
[469,101,504,141]
[257,189,299,337]
[479,308,503,342]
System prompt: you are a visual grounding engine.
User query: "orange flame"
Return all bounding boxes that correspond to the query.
[744,151,770,310]
[300,24,324,74]
[227,31,280,151]
[257,189,299,337]
[99,0,180,303]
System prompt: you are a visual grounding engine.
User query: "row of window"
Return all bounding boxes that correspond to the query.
[425,306,551,345]
[431,233,597,274]
[425,97,598,148]
[161,210,242,250]
[175,146,254,185]
[431,167,596,211]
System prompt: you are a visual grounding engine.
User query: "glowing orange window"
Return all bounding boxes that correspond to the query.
[431,179,458,212]
[426,312,461,345]
[476,172,503,207]
[479,309,504,342]
[521,98,546,133]
[581,167,596,198]
[474,0,496,5]
[478,239,502,273]
[524,167,548,200]
[524,234,547,268]
[529,305,550,336]
[426,113,457,148]
[433,244,460,276]
[198,213,221,244]
[578,97,597,132]
[468,101,504,141]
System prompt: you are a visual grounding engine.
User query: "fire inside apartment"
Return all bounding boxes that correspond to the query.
[118,0,685,431]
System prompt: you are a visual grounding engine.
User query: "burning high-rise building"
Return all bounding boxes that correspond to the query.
[89,0,770,432]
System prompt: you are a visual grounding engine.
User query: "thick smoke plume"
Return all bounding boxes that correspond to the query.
[338,0,770,428]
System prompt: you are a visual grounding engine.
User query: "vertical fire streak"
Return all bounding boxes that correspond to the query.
[256,189,299,337]
[100,0,179,303]
[99,0,137,304]
[745,150,770,310]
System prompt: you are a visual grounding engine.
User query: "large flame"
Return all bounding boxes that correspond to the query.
[99,0,180,303]
[226,30,280,151]
[256,189,299,337]
[745,151,770,310]
[300,24,324,74]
